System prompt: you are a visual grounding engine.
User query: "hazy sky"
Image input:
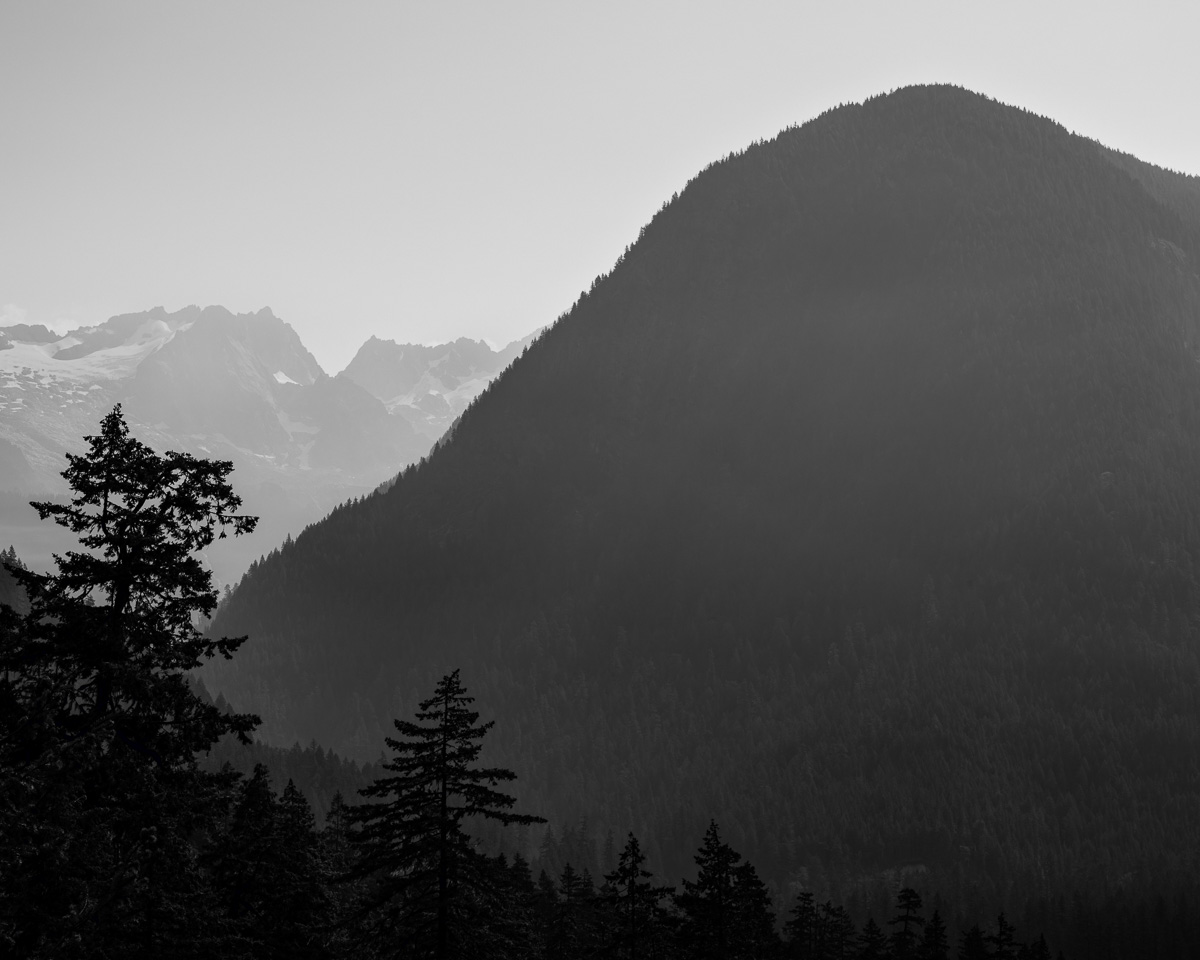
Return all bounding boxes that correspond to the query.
[2,1,1198,373]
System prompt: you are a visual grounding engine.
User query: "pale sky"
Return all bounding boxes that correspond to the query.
[2,1,1198,373]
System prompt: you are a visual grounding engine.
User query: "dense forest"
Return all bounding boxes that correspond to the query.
[5,408,1200,955]
[205,82,1200,921]
[0,417,1091,957]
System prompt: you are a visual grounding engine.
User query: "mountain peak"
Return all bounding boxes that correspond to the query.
[210,90,1200,892]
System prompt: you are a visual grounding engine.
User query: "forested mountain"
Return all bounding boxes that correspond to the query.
[207,84,1200,916]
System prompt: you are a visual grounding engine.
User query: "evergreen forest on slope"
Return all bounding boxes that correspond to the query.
[0,414,1094,956]
[188,84,1200,931]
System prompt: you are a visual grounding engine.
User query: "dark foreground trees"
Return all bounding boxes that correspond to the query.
[675,821,777,960]
[347,669,546,959]
[0,405,259,956]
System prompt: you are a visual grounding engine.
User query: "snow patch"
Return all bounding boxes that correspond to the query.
[274,370,299,385]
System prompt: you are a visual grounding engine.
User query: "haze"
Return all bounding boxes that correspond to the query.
[1,0,1196,373]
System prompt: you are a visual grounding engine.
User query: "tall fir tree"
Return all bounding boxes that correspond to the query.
[674,821,741,959]
[731,859,778,959]
[784,890,819,959]
[987,913,1019,960]
[207,765,330,957]
[346,670,544,959]
[673,821,777,959]
[545,862,599,959]
[889,887,925,958]
[958,924,988,960]
[919,909,949,960]
[821,902,858,960]
[0,405,258,958]
[318,791,361,958]
[858,917,889,960]
[603,832,674,960]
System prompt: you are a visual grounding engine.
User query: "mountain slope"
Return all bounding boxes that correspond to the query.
[208,86,1200,895]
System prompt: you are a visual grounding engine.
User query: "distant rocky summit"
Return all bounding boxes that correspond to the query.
[0,305,536,584]
[342,332,539,440]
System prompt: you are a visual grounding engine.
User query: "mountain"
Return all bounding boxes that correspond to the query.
[0,306,533,585]
[341,332,540,440]
[207,85,1200,902]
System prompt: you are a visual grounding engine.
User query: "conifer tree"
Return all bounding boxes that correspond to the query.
[889,887,925,957]
[603,832,674,960]
[822,902,858,960]
[919,909,949,960]
[546,862,599,959]
[784,890,819,959]
[535,867,560,948]
[987,913,1019,960]
[212,764,280,948]
[208,766,327,957]
[347,670,544,959]
[501,852,542,958]
[858,917,889,960]
[673,820,778,959]
[273,779,328,958]
[957,924,988,960]
[734,859,778,959]
[675,821,741,958]
[0,405,258,957]
[319,792,360,957]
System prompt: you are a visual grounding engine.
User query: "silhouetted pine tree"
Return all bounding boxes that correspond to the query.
[208,765,326,957]
[535,867,559,949]
[318,791,360,957]
[602,832,674,960]
[346,670,544,959]
[545,862,599,959]
[675,821,741,958]
[273,779,328,958]
[987,914,1019,960]
[957,924,988,960]
[731,860,778,959]
[783,890,819,959]
[889,887,925,958]
[858,917,889,960]
[822,902,858,960]
[0,405,258,958]
[919,909,949,960]
[673,821,777,959]
[1017,934,1052,960]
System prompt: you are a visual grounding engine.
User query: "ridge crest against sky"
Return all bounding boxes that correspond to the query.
[2,0,1197,373]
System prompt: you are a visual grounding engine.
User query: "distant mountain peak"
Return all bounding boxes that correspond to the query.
[340,328,540,439]
[1,305,537,588]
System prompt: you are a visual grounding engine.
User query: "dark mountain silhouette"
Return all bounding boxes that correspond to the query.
[207,85,1200,900]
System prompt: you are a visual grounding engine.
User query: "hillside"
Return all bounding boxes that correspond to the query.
[208,85,1200,903]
